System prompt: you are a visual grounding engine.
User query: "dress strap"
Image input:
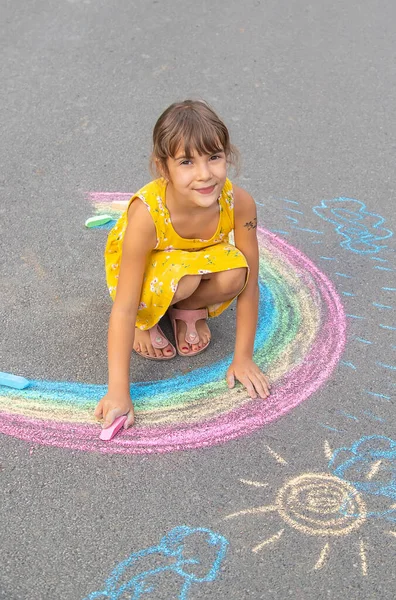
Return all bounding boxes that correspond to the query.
[219,178,235,232]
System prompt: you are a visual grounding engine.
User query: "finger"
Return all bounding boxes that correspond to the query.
[226,371,235,389]
[94,402,103,420]
[259,374,271,395]
[103,408,122,429]
[239,376,257,399]
[262,374,271,390]
[124,410,135,429]
[249,370,270,396]
[249,369,271,396]
[251,374,269,399]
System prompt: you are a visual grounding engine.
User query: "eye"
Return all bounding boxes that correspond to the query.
[180,159,192,165]
[210,154,222,161]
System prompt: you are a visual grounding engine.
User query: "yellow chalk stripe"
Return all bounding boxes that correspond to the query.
[359,539,368,576]
[314,542,330,571]
[264,445,288,465]
[252,529,284,553]
[240,479,269,488]
[224,505,278,520]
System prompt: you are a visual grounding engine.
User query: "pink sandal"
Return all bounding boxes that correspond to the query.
[134,323,176,360]
[168,307,210,356]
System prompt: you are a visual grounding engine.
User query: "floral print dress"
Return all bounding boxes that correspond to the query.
[105,178,248,330]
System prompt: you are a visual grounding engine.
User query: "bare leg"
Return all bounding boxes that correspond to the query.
[172,268,247,353]
[134,275,202,357]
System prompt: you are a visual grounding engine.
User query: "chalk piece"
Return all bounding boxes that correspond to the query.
[100,415,128,441]
[0,372,30,390]
[85,215,113,228]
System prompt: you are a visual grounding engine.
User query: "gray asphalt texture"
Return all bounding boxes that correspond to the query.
[1,1,396,598]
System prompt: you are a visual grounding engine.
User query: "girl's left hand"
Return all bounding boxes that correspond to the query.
[226,358,271,399]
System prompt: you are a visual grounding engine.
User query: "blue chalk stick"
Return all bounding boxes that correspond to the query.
[0,372,30,390]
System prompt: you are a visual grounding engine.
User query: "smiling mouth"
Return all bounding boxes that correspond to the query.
[196,185,216,194]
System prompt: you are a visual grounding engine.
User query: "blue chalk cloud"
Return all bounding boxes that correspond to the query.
[329,435,396,521]
[313,198,393,254]
[82,526,228,599]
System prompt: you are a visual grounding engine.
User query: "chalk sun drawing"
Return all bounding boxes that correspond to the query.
[224,443,375,576]
[0,197,346,454]
[82,526,228,600]
[312,198,393,254]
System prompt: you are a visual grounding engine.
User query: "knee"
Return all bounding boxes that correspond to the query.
[219,268,247,298]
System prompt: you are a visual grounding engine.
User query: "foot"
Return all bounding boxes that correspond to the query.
[176,318,211,354]
[134,327,175,358]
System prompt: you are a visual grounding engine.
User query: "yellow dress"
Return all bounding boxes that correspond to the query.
[105,177,248,330]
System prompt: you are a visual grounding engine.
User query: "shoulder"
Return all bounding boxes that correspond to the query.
[127,178,164,219]
[233,185,256,218]
[129,178,164,206]
[124,182,159,248]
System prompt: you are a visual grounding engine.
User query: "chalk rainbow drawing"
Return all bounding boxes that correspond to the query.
[82,526,228,600]
[0,195,346,454]
[224,442,376,575]
[312,198,393,254]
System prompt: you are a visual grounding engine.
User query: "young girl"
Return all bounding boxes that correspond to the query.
[95,100,271,430]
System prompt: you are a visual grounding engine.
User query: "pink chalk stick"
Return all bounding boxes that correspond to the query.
[99,415,128,441]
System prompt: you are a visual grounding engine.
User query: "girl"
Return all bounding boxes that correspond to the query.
[95,100,271,430]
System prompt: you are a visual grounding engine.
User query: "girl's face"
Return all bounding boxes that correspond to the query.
[165,146,227,208]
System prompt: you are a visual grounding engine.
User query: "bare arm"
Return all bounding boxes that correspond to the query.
[233,185,260,360]
[226,185,271,399]
[95,199,157,427]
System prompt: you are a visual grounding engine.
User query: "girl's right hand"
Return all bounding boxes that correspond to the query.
[94,392,135,430]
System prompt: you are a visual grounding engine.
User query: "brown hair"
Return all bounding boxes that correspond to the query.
[150,100,239,177]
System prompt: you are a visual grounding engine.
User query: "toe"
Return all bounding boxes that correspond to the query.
[140,343,150,356]
[179,339,190,353]
[177,333,190,353]
[147,344,157,358]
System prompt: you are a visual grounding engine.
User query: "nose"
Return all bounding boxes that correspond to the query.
[196,159,211,181]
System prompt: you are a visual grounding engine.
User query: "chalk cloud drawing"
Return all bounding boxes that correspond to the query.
[82,526,228,600]
[313,198,393,254]
[329,435,396,522]
[224,443,374,575]
[0,225,347,454]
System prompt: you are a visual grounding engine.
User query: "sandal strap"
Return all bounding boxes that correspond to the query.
[149,325,170,349]
[169,308,208,344]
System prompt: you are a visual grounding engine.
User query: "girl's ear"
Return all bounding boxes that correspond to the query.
[155,158,168,180]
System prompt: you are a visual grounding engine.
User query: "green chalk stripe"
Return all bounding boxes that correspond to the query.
[85,215,113,228]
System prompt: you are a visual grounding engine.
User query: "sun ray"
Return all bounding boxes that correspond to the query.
[323,440,333,460]
[224,505,278,520]
[264,445,288,465]
[314,542,330,571]
[252,529,285,553]
[387,531,396,538]
[366,460,382,480]
[359,539,368,576]
[240,479,269,488]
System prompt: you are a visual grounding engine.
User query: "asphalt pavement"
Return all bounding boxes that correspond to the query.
[1,1,395,598]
